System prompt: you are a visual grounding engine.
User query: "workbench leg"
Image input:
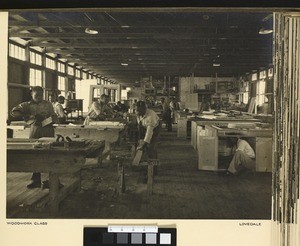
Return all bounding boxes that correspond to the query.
[106,143,111,160]
[97,149,103,168]
[147,165,154,196]
[118,163,126,194]
[49,173,60,216]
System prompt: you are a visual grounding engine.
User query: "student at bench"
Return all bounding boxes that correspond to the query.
[10,86,62,189]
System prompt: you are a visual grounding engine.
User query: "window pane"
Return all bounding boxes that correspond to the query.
[29,68,42,86]
[9,43,25,61]
[46,57,55,70]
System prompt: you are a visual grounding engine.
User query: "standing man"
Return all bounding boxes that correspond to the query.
[225,137,256,175]
[10,86,58,189]
[136,101,161,159]
[169,97,178,124]
[161,97,172,132]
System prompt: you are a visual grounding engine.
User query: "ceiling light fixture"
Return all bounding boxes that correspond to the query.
[259,28,273,35]
[132,46,138,49]
[213,63,221,67]
[121,25,130,28]
[85,28,98,35]
[121,63,129,66]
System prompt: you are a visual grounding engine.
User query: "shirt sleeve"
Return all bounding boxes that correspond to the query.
[46,101,58,123]
[10,102,30,118]
[143,111,159,143]
[144,125,154,143]
[56,104,66,118]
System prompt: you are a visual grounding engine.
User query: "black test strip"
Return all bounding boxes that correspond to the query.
[84,227,177,246]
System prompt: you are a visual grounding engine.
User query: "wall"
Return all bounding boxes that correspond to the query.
[127,87,142,100]
[179,76,236,106]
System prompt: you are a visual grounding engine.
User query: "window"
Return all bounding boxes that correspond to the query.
[58,76,66,96]
[82,71,87,79]
[243,82,249,104]
[67,65,74,76]
[259,70,266,79]
[29,68,42,87]
[268,68,273,77]
[251,73,257,81]
[9,43,26,61]
[58,62,65,73]
[256,79,267,106]
[46,57,56,70]
[93,88,101,98]
[29,51,42,66]
[75,68,81,78]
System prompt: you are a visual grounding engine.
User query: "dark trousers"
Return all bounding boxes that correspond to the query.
[138,123,161,159]
[30,124,55,183]
[163,110,172,132]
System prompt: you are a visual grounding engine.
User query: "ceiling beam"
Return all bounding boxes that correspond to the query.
[30,41,271,50]
[8,20,266,29]
[9,32,269,40]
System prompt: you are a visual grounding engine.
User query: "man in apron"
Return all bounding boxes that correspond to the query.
[136,101,161,160]
[10,86,58,189]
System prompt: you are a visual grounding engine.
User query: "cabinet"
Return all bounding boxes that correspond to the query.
[177,118,188,138]
[198,136,218,171]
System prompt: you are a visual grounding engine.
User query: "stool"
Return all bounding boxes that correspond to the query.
[111,154,131,195]
[140,159,160,196]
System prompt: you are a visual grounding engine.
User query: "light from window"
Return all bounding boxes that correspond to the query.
[256,80,266,106]
[268,68,273,77]
[68,66,74,76]
[251,73,257,81]
[29,51,42,66]
[58,62,65,73]
[259,70,266,79]
[58,76,66,96]
[93,88,101,98]
[76,69,81,78]
[29,68,42,86]
[9,43,26,61]
[82,71,87,79]
[46,57,56,70]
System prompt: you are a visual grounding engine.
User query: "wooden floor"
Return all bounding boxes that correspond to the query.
[7,126,272,219]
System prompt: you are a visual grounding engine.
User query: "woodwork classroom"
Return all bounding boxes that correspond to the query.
[4,10,300,245]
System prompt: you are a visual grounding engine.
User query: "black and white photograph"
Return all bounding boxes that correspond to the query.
[1,7,300,246]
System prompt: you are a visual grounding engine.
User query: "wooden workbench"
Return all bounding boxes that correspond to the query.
[7,138,105,215]
[7,121,127,161]
[54,124,126,160]
[190,117,262,150]
[177,113,261,139]
[197,124,273,172]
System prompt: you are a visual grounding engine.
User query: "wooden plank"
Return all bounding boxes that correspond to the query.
[147,165,154,197]
[255,137,272,172]
[198,136,218,171]
[48,173,59,215]
[132,150,143,166]
[7,151,85,173]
